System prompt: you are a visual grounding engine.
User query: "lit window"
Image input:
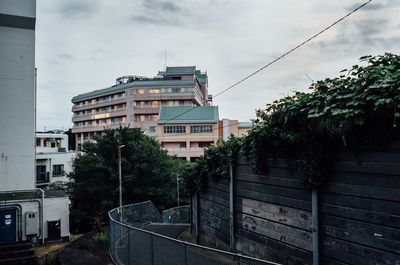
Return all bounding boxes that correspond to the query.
[149,88,160,94]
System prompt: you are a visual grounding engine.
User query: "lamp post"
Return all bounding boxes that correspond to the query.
[177,174,180,207]
[118,144,125,219]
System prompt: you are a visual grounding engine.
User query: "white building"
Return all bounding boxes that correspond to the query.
[0,0,70,246]
[36,132,75,187]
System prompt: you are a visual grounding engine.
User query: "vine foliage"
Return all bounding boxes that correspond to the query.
[185,54,400,192]
[243,53,400,187]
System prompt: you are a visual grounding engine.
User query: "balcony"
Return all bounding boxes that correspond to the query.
[133,106,160,114]
[72,108,127,122]
[72,96,127,111]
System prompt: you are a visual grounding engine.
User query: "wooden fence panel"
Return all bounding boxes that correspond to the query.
[195,151,400,264]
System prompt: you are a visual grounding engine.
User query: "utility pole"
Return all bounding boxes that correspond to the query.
[177,174,180,207]
[118,145,125,219]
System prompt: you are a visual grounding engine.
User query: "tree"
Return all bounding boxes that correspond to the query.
[68,127,183,232]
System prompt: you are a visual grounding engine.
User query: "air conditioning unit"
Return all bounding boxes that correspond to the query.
[25,212,39,236]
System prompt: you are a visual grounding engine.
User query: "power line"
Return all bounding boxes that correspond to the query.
[163,0,373,124]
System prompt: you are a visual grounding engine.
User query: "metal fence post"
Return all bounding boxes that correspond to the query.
[229,164,235,251]
[128,227,131,265]
[151,234,154,265]
[184,243,188,265]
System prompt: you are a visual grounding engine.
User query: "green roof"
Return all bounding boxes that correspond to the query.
[158,106,219,124]
[166,66,196,75]
[72,80,195,102]
[238,122,253,128]
[195,70,208,84]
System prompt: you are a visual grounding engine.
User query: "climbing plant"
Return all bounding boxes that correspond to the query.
[243,53,400,187]
[186,53,400,192]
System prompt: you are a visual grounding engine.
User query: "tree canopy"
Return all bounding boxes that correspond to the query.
[69,127,185,232]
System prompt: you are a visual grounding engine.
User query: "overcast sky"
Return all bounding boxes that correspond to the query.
[35,0,400,131]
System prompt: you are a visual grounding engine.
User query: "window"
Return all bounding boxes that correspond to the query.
[53,164,64,177]
[180,142,187,148]
[36,165,48,183]
[190,125,212,133]
[199,142,213,148]
[164,126,186,134]
[149,126,156,133]
[149,88,160,94]
[36,139,41,146]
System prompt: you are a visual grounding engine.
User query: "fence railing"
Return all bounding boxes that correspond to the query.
[162,205,190,224]
[109,201,281,265]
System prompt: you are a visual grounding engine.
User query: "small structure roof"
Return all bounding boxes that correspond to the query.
[158,106,219,124]
[165,66,196,75]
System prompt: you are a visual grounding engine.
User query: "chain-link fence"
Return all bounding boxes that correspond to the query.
[109,201,281,265]
[162,205,190,224]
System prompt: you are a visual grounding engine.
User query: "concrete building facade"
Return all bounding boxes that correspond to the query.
[36,132,75,187]
[71,66,210,150]
[157,106,220,161]
[0,1,70,245]
[0,0,36,191]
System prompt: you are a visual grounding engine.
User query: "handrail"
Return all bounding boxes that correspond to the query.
[108,202,281,265]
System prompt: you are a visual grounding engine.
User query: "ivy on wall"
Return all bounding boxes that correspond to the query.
[185,53,400,192]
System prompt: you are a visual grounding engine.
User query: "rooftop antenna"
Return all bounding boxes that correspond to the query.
[164,48,167,71]
[157,55,160,72]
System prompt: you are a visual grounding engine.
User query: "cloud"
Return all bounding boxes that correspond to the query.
[131,15,182,26]
[59,53,76,60]
[143,0,182,13]
[55,0,103,18]
[130,0,193,27]
[346,2,385,11]
[347,0,400,11]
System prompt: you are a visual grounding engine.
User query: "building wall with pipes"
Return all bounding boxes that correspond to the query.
[0,0,36,190]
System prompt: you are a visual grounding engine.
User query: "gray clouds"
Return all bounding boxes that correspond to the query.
[55,0,103,18]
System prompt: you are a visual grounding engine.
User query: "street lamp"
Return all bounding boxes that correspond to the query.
[177,174,180,207]
[118,144,125,220]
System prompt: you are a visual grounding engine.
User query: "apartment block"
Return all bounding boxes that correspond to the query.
[71,66,210,150]
[36,132,75,188]
[157,106,219,161]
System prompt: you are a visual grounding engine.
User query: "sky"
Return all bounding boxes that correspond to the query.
[35,0,400,131]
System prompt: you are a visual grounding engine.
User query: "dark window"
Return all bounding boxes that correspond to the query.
[164,126,186,134]
[180,142,187,148]
[53,165,64,177]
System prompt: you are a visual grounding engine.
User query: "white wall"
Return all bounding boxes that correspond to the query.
[36,152,75,183]
[0,1,36,191]
[43,197,70,238]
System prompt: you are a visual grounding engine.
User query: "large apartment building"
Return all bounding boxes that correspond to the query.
[71,66,210,150]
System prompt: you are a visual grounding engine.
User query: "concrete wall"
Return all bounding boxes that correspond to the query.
[0,0,36,190]
[43,197,70,239]
[36,152,75,184]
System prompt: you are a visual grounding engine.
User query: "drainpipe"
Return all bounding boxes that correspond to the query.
[37,188,45,245]
[312,189,319,265]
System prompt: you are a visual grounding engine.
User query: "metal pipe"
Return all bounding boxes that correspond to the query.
[38,188,45,245]
[312,189,319,265]
[229,164,235,251]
